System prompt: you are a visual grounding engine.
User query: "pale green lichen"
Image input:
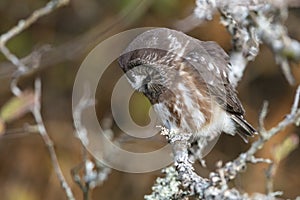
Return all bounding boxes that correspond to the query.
[144,166,184,200]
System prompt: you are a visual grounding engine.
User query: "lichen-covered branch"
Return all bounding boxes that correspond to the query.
[177,0,300,87]
[219,0,300,86]
[146,85,299,199]
[146,1,300,197]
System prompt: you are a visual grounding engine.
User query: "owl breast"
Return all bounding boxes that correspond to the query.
[152,75,236,140]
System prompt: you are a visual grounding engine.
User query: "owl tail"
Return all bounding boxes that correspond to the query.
[231,115,257,143]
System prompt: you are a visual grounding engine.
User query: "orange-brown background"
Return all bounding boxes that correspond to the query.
[0,0,299,199]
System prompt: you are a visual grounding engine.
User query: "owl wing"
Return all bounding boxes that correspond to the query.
[190,41,256,139]
[193,41,245,115]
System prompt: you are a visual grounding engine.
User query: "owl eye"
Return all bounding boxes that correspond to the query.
[143,83,149,92]
[144,75,151,84]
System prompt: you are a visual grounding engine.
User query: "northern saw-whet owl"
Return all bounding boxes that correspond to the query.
[118,28,256,146]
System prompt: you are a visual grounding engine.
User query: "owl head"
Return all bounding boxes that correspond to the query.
[118,48,179,104]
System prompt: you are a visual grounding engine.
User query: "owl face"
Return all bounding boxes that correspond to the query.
[125,65,152,92]
[124,64,172,104]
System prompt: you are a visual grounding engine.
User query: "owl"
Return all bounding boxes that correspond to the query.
[118,28,256,146]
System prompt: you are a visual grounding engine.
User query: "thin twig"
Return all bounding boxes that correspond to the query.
[72,85,111,199]
[258,101,269,133]
[213,85,300,184]
[0,45,27,73]
[265,162,276,194]
[0,0,69,73]
[291,86,300,114]
[32,78,75,200]
[0,0,69,44]
[279,57,296,85]
[73,85,94,146]
[0,0,152,79]
[0,1,74,199]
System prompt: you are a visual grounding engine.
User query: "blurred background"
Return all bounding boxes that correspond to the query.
[0,0,300,199]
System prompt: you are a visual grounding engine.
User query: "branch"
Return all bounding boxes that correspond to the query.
[176,0,300,87]
[0,1,75,199]
[32,78,75,200]
[72,86,111,200]
[0,0,69,76]
[147,1,300,199]
[207,85,300,188]
[0,0,153,79]
[146,85,300,199]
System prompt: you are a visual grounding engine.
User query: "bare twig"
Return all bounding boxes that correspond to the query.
[0,1,75,199]
[265,162,276,194]
[72,86,111,199]
[0,0,69,75]
[209,85,300,186]
[0,0,153,79]
[0,0,69,45]
[0,45,27,73]
[32,78,75,200]
[73,85,95,146]
[291,86,300,114]
[258,101,269,133]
